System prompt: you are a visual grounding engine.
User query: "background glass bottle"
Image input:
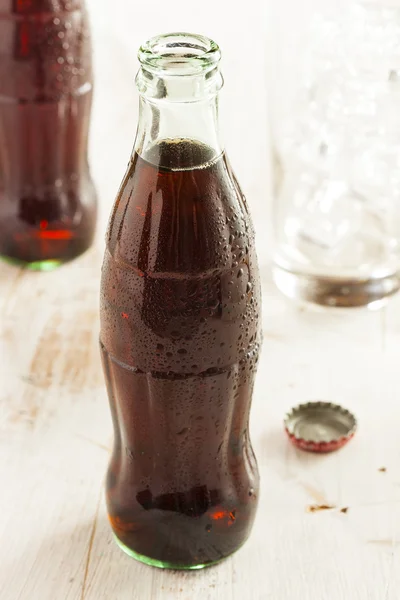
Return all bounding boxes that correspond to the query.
[100,33,261,570]
[0,0,97,270]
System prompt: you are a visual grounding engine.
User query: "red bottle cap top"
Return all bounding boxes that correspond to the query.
[284,401,357,453]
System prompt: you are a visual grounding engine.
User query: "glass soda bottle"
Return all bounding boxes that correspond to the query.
[100,33,262,570]
[0,0,97,270]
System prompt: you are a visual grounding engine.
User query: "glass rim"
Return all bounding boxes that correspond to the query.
[138,33,221,76]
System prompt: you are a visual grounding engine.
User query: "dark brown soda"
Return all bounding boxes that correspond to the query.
[100,139,261,569]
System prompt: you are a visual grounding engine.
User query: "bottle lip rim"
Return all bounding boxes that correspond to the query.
[138,32,221,76]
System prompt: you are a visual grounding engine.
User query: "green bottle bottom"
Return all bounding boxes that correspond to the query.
[113,534,234,571]
[1,254,63,271]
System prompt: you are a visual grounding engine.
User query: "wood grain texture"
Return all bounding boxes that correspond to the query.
[3,252,400,600]
[1,1,400,598]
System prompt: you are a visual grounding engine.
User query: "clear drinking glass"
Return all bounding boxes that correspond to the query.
[269,0,400,308]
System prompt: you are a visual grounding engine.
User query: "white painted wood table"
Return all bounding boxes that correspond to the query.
[2,1,400,598]
[3,238,400,600]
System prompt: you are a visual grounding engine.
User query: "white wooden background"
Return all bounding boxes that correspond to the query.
[2,1,400,598]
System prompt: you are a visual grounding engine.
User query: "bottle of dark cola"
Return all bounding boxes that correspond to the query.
[100,33,262,570]
[0,0,97,269]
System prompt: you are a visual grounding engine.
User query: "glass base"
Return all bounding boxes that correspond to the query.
[0,254,63,271]
[113,534,229,571]
[273,263,400,309]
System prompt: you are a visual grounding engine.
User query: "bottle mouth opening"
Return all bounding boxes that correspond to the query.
[138,33,221,76]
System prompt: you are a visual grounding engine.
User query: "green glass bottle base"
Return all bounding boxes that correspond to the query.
[0,254,62,271]
[113,534,227,570]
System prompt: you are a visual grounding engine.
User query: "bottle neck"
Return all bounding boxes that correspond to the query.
[133,34,224,168]
[134,92,223,166]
